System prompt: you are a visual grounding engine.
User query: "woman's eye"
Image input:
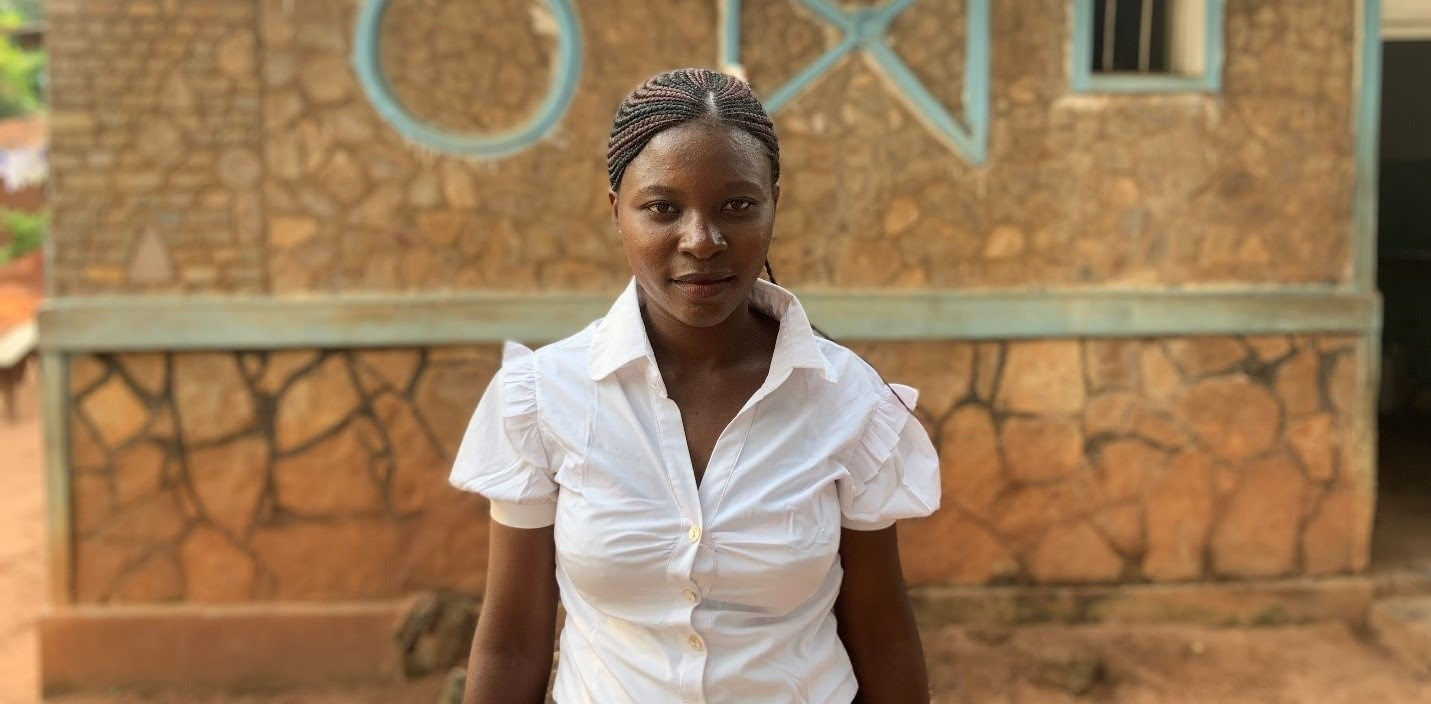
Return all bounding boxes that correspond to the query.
[724,199,754,212]
[645,202,677,215]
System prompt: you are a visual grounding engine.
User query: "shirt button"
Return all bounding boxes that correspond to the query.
[687,525,702,542]
[682,589,699,603]
[687,635,703,651]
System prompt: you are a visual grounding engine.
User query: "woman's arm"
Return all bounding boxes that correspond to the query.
[463,521,559,704]
[835,524,930,704]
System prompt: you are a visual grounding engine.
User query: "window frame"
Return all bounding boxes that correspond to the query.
[1071,0,1224,94]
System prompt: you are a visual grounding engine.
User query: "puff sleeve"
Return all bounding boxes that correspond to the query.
[448,342,559,528]
[834,383,941,531]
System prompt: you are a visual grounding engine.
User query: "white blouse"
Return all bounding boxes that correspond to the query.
[450,279,940,704]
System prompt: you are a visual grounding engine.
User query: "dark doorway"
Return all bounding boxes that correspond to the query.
[1371,40,1431,573]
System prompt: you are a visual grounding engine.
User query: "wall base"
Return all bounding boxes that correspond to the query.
[39,601,406,695]
[911,577,1375,628]
[39,577,1377,693]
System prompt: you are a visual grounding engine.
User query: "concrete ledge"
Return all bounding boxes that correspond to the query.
[910,577,1375,628]
[39,287,1380,352]
[40,601,407,695]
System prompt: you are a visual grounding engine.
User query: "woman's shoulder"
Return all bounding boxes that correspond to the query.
[810,337,895,398]
[498,319,601,385]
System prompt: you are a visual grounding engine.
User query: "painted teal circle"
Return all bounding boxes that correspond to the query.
[352,0,583,159]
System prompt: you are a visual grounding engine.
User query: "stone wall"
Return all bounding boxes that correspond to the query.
[48,0,1356,295]
[67,334,1370,602]
[68,346,498,602]
[48,0,1370,603]
[48,0,266,294]
[867,335,1371,586]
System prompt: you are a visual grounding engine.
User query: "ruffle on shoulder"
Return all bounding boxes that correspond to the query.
[448,342,559,527]
[834,383,941,530]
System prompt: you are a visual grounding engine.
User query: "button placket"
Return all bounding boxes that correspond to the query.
[676,602,708,703]
[670,529,706,703]
[649,385,703,557]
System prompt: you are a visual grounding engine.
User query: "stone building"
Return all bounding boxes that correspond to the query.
[36,0,1398,692]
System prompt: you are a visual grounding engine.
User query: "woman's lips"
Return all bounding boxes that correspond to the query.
[672,275,735,299]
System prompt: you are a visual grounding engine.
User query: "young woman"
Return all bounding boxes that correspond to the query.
[451,68,940,703]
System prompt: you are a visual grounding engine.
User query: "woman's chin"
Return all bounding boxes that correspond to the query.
[661,290,746,329]
[671,301,742,329]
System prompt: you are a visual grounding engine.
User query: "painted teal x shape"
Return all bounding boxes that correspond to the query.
[721,0,989,165]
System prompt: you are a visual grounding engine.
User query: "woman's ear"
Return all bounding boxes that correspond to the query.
[771,182,781,209]
[608,188,620,231]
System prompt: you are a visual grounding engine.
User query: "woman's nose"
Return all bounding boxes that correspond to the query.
[678,216,727,259]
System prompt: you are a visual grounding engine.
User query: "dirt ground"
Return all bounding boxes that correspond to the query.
[4,379,1431,704]
[1,365,44,704]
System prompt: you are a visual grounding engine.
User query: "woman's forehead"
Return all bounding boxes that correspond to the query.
[623,120,772,187]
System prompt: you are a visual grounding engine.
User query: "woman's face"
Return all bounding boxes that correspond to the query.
[610,119,779,330]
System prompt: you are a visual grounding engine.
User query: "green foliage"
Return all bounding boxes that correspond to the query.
[0,7,43,118]
[0,1,40,24]
[0,206,46,264]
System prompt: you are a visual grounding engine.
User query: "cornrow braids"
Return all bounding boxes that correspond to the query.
[607,68,780,190]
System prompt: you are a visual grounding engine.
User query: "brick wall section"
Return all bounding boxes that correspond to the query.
[48,0,265,294]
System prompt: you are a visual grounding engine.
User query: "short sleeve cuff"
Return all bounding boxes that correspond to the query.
[489,500,558,529]
[840,516,896,531]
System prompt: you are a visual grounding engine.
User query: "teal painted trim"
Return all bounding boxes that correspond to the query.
[720,0,742,73]
[867,0,916,34]
[764,37,859,112]
[39,289,1380,352]
[1204,0,1225,92]
[1354,0,1383,292]
[351,0,582,158]
[797,0,854,31]
[963,0,991,161]
[724,0,990,165]
[801,289,1380,341]
[1354,1,1383,521]
[1071,0,1096,90]
[865,40,984,164]
[1072,72,1218,93]
[1360,320,1382,529]
[40,352,71,604]
[1070,0,1224,94]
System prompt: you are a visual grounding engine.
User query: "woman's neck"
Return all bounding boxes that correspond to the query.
[642,299,767,374]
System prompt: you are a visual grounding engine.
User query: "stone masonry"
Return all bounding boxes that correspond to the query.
[46,0,1371,604]
[69,346,498,602]
[68,335,1369,602]
[46,0,1355,294]
[48,0,266,294]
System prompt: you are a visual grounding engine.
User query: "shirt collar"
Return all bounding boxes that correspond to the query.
[587,278,839,384]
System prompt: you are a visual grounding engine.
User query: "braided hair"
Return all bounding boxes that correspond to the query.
[606,68,779,191]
